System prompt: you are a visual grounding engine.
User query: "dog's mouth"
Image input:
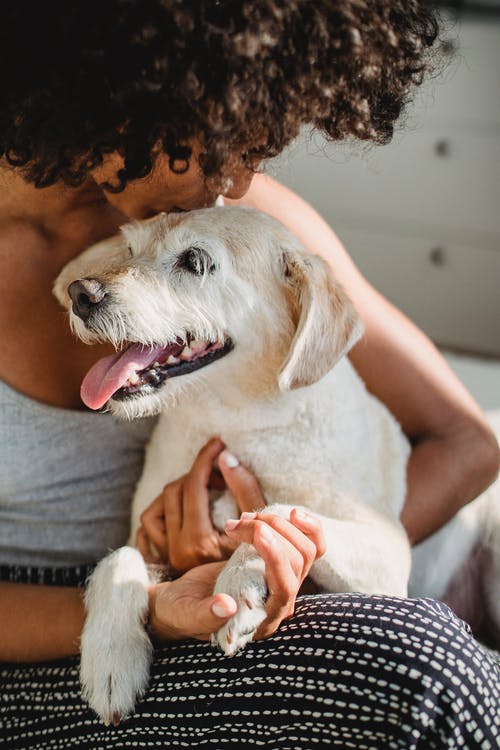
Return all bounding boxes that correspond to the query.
[81,335,234,410]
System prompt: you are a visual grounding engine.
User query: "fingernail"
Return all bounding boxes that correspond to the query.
[240,511,256,520]
[211,601,231,618]
[290,508,314,528]
[225,518,239,532]
[293,508,312,524]
[220,449,239,469]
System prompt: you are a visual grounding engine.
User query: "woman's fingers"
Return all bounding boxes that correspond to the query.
[226,510,321,574]
[193,594,239,640]
[139,492,165,534]
[218,449,266,513]
[149,564,237,641]
[184,437,225,498]
[253,523,298,627]
[224,510,326,639]
[139,492,172,560]
[155,592,237,641]
[136,526,162,564]
[289,507,327,559]
[161,479,184,549]
[247,520,302,639]
[183,437,225,535]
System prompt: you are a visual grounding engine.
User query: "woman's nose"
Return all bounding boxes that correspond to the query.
[222,167,256,200]
[68,279,107,321]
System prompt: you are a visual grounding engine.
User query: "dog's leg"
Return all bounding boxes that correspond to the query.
[211,542,268,655]
[80,547,156,725]
[308,510,411,597]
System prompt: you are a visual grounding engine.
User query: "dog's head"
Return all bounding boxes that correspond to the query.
[54,206,363,418]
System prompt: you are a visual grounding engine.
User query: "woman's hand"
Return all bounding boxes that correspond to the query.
[147,509,326,643]
[136,437,266,572]
[147,561,236,641]
[224,508,326,639]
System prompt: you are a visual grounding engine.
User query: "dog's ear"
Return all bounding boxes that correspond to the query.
[278,251,364,391]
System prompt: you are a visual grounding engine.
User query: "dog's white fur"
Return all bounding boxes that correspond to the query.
[54,206,500,725]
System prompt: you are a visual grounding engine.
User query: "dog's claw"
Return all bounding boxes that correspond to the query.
[212,544,268,656]
[213,598,265,655]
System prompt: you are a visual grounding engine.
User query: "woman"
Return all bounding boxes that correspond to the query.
[0,2,498,748]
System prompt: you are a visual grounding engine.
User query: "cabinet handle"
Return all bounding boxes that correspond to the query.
[435,139,452,158]
[429,247,446,267]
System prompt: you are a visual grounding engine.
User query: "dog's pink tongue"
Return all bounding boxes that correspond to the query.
[81,344,165,410]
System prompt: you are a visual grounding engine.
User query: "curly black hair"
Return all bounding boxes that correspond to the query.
[0,0,440,191]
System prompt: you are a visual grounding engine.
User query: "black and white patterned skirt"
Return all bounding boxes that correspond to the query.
[0,566,499,750]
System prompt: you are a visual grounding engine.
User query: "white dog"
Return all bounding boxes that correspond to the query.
[54,205,500,725]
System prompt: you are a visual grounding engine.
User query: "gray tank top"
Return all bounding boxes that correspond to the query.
[0,379,156,567]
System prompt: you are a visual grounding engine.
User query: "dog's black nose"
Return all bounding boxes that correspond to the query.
[68,279,107,321]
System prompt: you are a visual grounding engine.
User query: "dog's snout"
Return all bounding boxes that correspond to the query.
[68,279,107,321]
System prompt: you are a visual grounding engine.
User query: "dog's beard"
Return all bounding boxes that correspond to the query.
[70,309,131,349]
[104,384,174,419]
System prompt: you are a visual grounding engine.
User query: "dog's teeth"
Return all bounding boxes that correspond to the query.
[189,339,206,352]
[180,346,193,360]
[148,369,162,384]
[166,355,180,365]
[128,372,140,385]
[153,361,161,368]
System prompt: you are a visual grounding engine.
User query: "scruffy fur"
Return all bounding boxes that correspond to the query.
[54,206,500,725]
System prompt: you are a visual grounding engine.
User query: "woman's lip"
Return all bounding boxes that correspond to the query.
[168,196,220,213]
[140,195,220,219]
[140,206,187,219]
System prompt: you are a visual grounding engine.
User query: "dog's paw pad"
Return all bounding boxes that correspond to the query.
[212,589,267,656]
[212,543,268,656]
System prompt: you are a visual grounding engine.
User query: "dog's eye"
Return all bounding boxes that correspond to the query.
[175,247,216,276]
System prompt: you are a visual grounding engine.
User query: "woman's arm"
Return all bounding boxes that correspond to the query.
[0,576,235,663]
[228,174,500,544]
[0,582,85,662]
[1,459,325,663]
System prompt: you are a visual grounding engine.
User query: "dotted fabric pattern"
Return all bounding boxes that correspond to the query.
[1,595,498,750]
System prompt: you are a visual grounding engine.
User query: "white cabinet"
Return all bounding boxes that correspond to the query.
[268,14,500,355]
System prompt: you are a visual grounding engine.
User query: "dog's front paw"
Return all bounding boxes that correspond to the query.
[80,547,153,725]
[211,543,268,656]
[80,613,153,726]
